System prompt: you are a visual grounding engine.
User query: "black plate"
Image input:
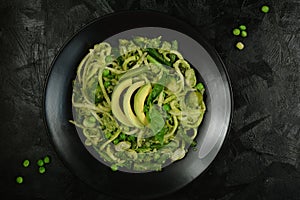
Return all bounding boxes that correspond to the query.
[43,11,233,199]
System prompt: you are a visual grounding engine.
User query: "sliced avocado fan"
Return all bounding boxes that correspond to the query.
[134,83,152,125]
[111,78,133,127]
[123,81,145,128]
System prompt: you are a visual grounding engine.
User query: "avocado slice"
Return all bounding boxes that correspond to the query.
[134,83,152,125]
[123,81,145,128]
[111,78,133,127]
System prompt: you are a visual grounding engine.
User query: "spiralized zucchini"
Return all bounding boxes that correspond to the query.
[71,36,206,172]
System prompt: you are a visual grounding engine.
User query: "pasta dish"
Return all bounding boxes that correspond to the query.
[70,36,206,172]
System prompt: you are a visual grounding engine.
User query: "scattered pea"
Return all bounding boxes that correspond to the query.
[232,28,240,36]
[43,156,50,164]
[39,166,46,174]
[37,159,44,167]
[236,42,245,50]
[102,69,110,77]
[104,81,111,88]
[239,25,246,31]
[111,164,118,171]
[261,5,270,13]
[241,30,247,37]
[16,176,23,184]
[22,159,30,168]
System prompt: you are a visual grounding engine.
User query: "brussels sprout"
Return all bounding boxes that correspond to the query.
[186,91,203,108]
[114,141,131,152]
[171,148,186,161]
[185,68,196,87]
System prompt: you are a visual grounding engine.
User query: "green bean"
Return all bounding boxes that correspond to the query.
[146,48,171,66]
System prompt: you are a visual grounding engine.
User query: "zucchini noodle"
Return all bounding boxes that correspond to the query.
[71,36,206,172]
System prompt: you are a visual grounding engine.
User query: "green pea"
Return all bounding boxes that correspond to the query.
[128,135,135,141]
[16,176,23,184]
[111,164,118,171]
[105,55,113,63]
[163,104,171,112]
[167,113,172,120]
[104,81,111,88]
[239,25,246,31]
[236,42,245,50]
[154,153,160,160]
[119,133,126,140]
[232,28,240,36]
[261,5,269,13]
[37,159,44,167]
[88,116,96,123]
[39,166,46,174]
[23,159,30,167]
[241,30,247,37]
[43,156,50,164]
[107,74,114,79]
[113,138,119,144]
[191,140,197,147]
[196,83,204,91]
[83,118,96,128]
[102,69,110,77]
[105,133,112,139]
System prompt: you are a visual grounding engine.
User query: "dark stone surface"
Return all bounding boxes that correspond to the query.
[0,0,299,199]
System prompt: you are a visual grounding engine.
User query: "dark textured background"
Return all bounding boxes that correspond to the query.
[0,0,299,199]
